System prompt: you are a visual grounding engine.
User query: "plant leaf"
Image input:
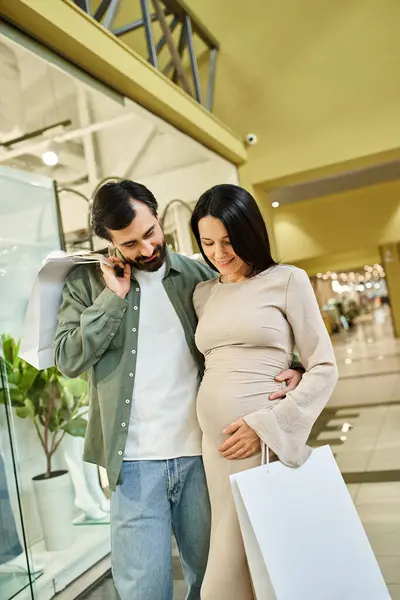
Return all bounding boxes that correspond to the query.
[19,367,39,391]
[62,416,87,437]
[15,406,30,419]
[24,398,36,418]
[60,376,87,398]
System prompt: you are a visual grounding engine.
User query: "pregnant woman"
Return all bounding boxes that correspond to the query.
[191,184,338,600]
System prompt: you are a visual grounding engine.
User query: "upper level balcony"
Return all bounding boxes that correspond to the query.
[73,0,219,112]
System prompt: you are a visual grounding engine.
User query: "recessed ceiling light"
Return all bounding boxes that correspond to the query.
[271,201,280,208]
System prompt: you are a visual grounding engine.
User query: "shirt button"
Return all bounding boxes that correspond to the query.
[121,422,126,427]
[125,399,130,404]
[134,306,138,311]
[118,451,122,456]
[110,332,115,337]
[132,328,137,333]
[122,308,126,312]
[131,349,136,354]
[136,287,140,292]
[129,372,134,377]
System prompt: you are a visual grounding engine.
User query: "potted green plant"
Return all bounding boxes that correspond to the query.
[0,334,88,550]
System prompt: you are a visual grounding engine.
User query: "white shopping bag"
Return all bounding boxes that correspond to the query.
[19,253,112,370]
[230,445,390,600]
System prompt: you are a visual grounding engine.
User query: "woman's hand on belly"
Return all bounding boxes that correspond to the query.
[219,419,261,460]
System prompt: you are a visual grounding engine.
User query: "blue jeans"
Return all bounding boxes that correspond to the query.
[111,457,211,600]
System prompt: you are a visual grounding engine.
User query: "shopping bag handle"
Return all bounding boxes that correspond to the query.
[261,443,270,468]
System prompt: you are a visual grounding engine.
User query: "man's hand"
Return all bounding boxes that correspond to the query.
[219,419,260,460]
[269,368,303,401]
[100,256,131,300]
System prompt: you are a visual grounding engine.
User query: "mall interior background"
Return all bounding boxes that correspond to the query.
[0,0,400,599]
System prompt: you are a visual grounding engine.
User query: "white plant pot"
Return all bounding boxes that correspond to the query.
[32,470,74,551]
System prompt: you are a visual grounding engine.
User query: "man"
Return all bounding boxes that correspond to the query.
[54,180,302,600]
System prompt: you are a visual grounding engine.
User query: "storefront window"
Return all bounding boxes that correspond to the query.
[0,339,36,600]
[0,20,238,598]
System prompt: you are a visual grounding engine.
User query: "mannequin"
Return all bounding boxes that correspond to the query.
[0,381,45,575]
[0,452,23,566]
[62,434,110,523]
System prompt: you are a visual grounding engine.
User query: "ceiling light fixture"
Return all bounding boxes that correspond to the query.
[42,150,59,166]
[272,201,280,208]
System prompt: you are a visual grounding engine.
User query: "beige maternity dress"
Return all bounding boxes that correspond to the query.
[194,265,338,600]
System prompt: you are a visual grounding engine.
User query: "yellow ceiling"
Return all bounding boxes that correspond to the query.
[185,0,400,186]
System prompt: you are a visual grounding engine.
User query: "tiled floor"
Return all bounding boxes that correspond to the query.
[314,308,400,599]
[84,307,400,599]
[86,579,187,600]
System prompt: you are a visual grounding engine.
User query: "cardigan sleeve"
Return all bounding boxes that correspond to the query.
[244,267,338,466]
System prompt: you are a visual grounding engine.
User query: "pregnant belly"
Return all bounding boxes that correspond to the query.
[197,353,288,443]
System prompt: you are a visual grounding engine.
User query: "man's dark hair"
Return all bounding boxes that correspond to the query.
[191,184,276,274]
[91,180,158,241]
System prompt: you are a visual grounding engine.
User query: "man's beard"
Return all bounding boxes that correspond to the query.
[125,243,167,272]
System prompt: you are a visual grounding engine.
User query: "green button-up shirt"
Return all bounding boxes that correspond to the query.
[54,251,302,491]
[54,250,215,490]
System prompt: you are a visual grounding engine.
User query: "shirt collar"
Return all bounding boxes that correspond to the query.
[165,248,182,276]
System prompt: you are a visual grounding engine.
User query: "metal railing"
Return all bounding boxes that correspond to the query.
[73,0,219,111]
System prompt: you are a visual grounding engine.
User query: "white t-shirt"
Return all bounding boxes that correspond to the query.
[124,263,202,460]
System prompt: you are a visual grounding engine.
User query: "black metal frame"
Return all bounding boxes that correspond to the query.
[159,197,193,232]
[0,349,36,600]
[0,119,72,148]
[53,182,67,252]
[57,186,93,251]
[73,0,219,111]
